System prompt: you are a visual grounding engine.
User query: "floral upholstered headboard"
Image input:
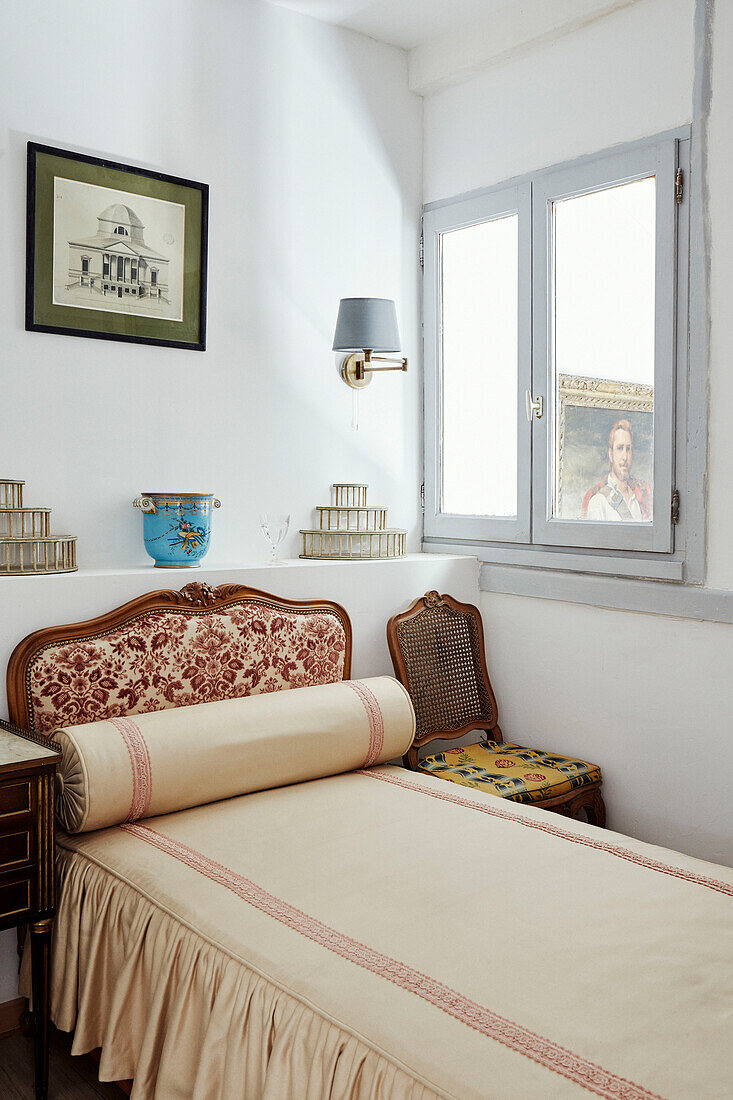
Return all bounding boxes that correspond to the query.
[7,582,352,734]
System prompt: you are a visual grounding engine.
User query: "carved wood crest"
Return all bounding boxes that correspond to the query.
[171,582,249,607]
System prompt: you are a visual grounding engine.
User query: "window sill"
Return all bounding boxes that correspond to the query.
[419,542,731,624]
[422,538,686,582]
[479,562,733,624]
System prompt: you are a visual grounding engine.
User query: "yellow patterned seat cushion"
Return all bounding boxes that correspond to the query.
[417,741,601,804]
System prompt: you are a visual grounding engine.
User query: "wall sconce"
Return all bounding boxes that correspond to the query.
[333,297,408,390]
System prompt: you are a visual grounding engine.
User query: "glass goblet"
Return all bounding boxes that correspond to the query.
[260,513,290,565]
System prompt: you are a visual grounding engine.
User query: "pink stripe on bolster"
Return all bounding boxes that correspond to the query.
[119,821,663,1100]
[359,768,733,899]
[346,680,385,767]
[111,717,152,822]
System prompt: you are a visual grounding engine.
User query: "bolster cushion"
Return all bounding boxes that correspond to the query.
[55,677,415,833]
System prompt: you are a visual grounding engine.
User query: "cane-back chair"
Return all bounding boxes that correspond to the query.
[387,591,606,826]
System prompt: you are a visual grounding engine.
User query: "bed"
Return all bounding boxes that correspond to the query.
[7,581,733,1100]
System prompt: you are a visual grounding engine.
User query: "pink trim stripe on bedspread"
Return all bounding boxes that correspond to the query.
[118,819,663,1100]
[358,768,733,898]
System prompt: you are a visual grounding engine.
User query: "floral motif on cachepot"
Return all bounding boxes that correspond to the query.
[133,493,221,568]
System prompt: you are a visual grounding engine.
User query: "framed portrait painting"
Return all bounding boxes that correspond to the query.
[26,142,208,351]
[555,374,654,522]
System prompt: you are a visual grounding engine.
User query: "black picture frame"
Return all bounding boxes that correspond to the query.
[26,142,208,351]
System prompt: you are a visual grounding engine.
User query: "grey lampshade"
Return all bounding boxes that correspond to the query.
[332,297,401,353]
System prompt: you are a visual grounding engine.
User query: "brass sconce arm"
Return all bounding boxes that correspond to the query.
[341,348,409,389]
[358,350,408,379]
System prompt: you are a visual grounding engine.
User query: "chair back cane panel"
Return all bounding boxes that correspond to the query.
[390,592,498,745]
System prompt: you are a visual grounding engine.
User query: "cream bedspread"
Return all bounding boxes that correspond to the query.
[36,766,733,1100]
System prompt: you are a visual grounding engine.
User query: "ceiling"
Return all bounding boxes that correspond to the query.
[263,0,517,50]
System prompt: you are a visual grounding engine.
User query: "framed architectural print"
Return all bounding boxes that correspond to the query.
[26,143,208,351]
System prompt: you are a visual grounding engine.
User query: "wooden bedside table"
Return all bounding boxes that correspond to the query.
[0,716,61,1100]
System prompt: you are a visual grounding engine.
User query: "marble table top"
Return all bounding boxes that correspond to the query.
[0,725,61,767]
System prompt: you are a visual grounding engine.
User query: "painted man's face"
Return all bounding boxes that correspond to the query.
[608,429,633,484]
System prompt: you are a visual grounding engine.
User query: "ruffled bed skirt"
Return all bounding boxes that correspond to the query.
[21,848,442,1100]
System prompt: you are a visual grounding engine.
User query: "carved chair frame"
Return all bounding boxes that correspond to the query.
[387,590,605,827]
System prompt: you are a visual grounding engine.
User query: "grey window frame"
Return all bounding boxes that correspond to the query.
[532,140,677,554]
[422,127,697,586]
[423,183,532,544]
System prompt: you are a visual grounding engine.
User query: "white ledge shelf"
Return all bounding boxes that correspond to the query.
[0,552,472,581]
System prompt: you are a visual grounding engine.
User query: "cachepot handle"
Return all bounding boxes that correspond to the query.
[213,498,222,509]
[133,496,157,514]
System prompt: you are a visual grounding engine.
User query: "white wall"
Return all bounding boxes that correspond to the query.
[423,0,733,866]
[0,0,422,570]
[0,0,429,1004]
[423,0,694,203]
[481,591,733,864]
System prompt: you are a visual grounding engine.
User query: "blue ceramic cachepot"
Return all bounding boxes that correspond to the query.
[133,493,221,568]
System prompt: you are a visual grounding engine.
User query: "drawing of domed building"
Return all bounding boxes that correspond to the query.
[67,203,170,303]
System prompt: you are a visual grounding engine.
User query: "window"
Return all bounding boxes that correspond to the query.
[551,181,655,533]
[441,216,518,519]
[114,225,129,236]
[423,132,690,579]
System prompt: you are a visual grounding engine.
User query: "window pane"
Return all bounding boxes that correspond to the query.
[552,177,655,523]
[441,214,518,516]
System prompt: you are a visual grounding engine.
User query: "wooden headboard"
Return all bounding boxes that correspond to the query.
[7,581,352,734]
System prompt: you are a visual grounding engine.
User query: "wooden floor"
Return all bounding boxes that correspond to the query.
[0,1028,123,1099]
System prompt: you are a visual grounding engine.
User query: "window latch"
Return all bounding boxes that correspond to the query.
[525,390,543,421]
